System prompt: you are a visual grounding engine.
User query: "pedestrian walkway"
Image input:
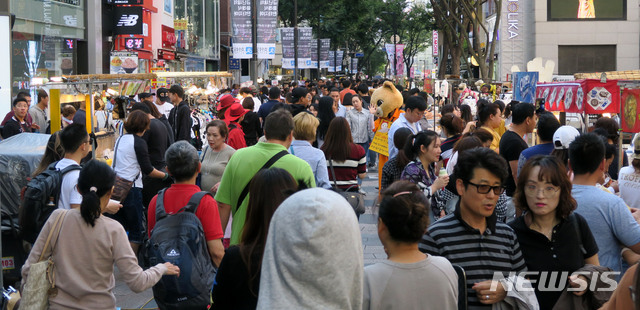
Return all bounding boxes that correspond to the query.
[114,165,384,309]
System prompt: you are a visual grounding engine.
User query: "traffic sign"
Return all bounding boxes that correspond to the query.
[355,53,364,57]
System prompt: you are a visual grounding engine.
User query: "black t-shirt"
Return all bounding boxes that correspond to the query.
[211,246,260,310]
[240,111,262,146]
[508,213,598,309]
[499,130,528,196]
[142,118,169,169]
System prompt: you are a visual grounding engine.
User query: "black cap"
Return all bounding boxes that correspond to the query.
[139,92,154,99]
[156,87,170,102]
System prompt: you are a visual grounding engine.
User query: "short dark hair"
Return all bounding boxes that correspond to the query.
[536,112,561,142]
[264,109,294,141]
[514,155,576,219]
[168,85,184,98]
[16,91,30,99]
[329,87,340,93]
[239,87,252,95]
[130,102,151,114]
[455,147,508,185]
[242,97,255,110]
[379,181,430,243]
[341,79,351,88]
[124,110,150,134]
[477,99,499,126]
[357,83,368,95]
[12,97,28,107]
[269,86,281,99]
[409,88,420,96]
[511,102,535,124]
[60,123,88,153]
[594,117,620,143]
[206,120,229,138]
[37,89,48,103]
[569,133,605,175]
[165,141,199,182]
[404,95,427,112]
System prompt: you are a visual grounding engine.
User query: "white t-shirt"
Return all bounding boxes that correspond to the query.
[252,97,262,112]
[619,166,640,209]
[154,102,173,119]
[55,158,82,209]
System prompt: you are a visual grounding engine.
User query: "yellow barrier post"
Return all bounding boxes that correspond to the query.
[49,89,61,133]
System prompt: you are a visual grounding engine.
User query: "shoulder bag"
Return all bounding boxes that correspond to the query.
[328,157,365,215]
[20,210,68,310]
[111,135,138,202]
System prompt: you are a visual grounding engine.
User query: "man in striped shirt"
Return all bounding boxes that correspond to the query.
[419,147,527,309]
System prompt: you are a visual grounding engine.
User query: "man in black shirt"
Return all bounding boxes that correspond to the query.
[168,85,192,142]
[499,102,537,197]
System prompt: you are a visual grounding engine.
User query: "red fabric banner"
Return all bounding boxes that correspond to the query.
[621,88,640,133]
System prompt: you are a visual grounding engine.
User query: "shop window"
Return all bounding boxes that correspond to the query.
[558,45,616,75]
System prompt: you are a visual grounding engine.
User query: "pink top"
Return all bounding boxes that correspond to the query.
[22,209,167,310]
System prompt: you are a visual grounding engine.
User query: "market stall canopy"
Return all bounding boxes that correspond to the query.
[60,71,232,82]
[536,79,620,114]
[0,133,49,215]
[575,70,640,81]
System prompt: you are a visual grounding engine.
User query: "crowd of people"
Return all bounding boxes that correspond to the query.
[9,77,640,310]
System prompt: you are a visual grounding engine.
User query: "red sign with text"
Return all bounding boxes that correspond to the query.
[162,25,176,49]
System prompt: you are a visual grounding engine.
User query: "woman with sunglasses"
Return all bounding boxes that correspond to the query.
[509,155,599,309]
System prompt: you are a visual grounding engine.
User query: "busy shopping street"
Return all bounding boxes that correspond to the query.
[2,0,640,309]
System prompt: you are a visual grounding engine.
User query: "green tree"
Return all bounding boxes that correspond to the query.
[399,4,435,76]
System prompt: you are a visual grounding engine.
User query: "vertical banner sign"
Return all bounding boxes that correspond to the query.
[231,0,253,59]
[395,44,405,76]
[336,50,344,72]
[310,39,318,68]
[298,27,313,69]
[513,72,538,104]
[351,58,358,74]
[257,0,278,59]
[320,39,331,68]
[385,44,395,62]
[432,30,439,56]
[328,51,335,72]
[174,19,187,49]
[622,88,640,132]
[280,28,295,69]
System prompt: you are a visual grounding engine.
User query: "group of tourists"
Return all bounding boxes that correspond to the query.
[10,77,640,310]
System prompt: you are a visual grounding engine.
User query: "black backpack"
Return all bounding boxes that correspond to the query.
[19,161,81,244]
[147,189,215,310]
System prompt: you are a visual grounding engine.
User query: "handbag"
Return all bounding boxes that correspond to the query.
[20,210,68,310]
[111,135,138,202]
[328,156,365,215]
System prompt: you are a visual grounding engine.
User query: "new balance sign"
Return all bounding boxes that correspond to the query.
[114,7,143,35]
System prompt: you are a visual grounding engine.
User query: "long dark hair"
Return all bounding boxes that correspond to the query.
[321,117,353,162]
[316,96,335,140]
[404,130,439,160]
[76,160,116,227]
[239,168,300,296]
[33,131,65,177]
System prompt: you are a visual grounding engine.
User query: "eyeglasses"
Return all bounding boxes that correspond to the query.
[524,184,560,197]
[466,181,505,195]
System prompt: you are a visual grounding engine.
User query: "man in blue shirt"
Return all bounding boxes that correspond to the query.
[257,87,281,123]
[517,111,560,175]
[387,96,426,159]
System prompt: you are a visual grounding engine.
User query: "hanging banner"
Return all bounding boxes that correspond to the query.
[513,72,539,104]
[231,0,253,59]
[622,88,640,133]
[110,51,138,74]
[328,50,335,72]
[280,27,295,69]
[336,50,344,72]
[385,44,395,63]
[537,79,620,114]
[395,44,405,76]
[320,39,331,68]
[174,19,187,49]
[298,27,313,69]
[310,39,318,68]
[351,58,358,74]
[432,30,439,56]
[257,0,278,59]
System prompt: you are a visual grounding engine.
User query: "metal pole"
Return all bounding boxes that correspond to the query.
[393,34,397,80]
[293,0,298,84]
[250,0,257,85]
[334,49,337,73]
[317,39,320,79]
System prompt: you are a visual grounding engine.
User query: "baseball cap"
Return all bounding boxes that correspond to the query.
[138,92,154,99]
[224,103,249,123]
[632,134,640,160]
[217,94,237,111]
[156,88,170,102]
[553,125,580,150]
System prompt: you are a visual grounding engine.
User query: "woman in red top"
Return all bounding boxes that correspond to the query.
[224,103,248,150]
[321,117,366,192]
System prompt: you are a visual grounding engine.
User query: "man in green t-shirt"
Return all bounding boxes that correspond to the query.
[215,109,316,245]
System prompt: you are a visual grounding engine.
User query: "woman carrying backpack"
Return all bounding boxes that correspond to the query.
[212,168,300,309]
[21,160,179,309]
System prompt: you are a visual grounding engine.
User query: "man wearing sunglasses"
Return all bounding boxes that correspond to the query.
[420,147,528,308]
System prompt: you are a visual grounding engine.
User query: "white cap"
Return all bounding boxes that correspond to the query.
[553,125,580,150]
[632,134,640,160]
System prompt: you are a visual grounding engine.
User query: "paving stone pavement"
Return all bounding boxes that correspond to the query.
[114,164,384,309]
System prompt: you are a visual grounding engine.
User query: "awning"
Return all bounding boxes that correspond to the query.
[135,50,154,60]
[158,49,175,60]
[536,79,620,114]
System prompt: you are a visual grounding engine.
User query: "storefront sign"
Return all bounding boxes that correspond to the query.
[114,6,143,35]
[229,58,241,70]
[174,19,187,50]
[231,0,253,59]
[157,49,175,60]
[110,51,139,74]
[257,0,278,59]
[162,25,176,49]
[506,0,520,39]
[150,67,167,89]
[432,30,439,56]
[124,38,144,49]
[108,0,144,4]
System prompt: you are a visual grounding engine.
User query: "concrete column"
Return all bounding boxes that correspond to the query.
[86,0,102,74]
